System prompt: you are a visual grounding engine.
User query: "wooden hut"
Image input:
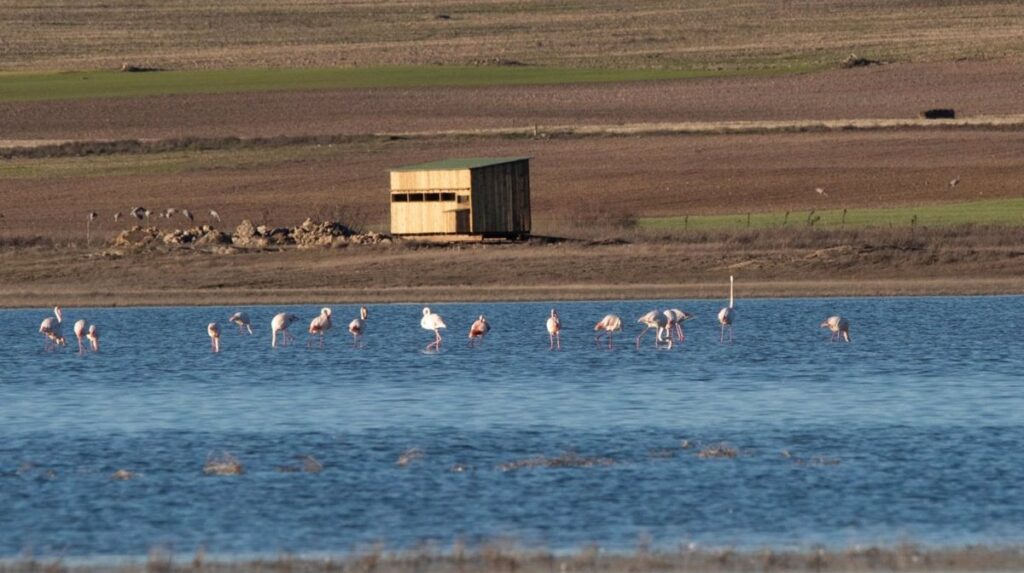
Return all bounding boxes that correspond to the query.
[389,157,531,239]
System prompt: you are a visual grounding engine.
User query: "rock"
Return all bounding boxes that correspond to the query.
[195,230,231,246]
[112,226,161,248]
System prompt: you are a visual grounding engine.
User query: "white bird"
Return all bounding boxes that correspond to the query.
[88,212,98,222]
[113,212,122,222]
[208,322,221,353]
[38,306,66,351]
[664,308,695,342]
[209,210,221,223]
[421,307,447,351]
[718,275,736,343]
[86,324,100,352]
[130,207,146,221]
[348,306,368,347]
[546,309,561,350]
[271,313,299,347]
[468,315,490,347]
[636,310,671,349]
[815,187,828,197]
[949,176,960,188]
[164,208,178,218]
[73,319,89,354]
[308,307,333,348]
[228,311,253,334]
[594,314,622,349]
[181,209,194,224]
[821,315,851,343]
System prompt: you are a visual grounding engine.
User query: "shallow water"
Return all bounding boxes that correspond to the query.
[1,297,1023,557]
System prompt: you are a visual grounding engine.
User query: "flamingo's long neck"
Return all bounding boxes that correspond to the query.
[729,276,734,309]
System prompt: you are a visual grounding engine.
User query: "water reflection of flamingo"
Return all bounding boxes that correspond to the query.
[594,314,622,349]
[421,307,446,351]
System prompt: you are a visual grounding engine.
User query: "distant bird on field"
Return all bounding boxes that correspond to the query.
[181,209,194,224]
[821,315,851,343]
[209,210,221,223]
[208,322,221,353]
[421,307,446,351]
[73,319,89,355]
[88,212,98,222]
[39,306,66,351]
[594,314,622,349]
[718,275,737,343]
[468,315,490,347]
[144,209,152,223]
[86,324,100,352]
[636,310,671,349]
[949,176,960,189]
[348,306,368,347]
[664,308,695,343]
[815,187,828,197]
[113,212,122,222]
[130,207,145,221]
[271,313,299,348]
[164,208,178,219]
[308,307,333,348]
[228,311,253,334]
[546,309,561,350]
[86,212,99,244]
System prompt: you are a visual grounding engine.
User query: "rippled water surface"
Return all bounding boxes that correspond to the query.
[2,297,1023,557]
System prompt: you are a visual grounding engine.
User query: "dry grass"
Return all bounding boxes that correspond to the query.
[2,1,1023,71]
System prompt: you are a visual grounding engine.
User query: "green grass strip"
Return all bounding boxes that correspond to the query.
[0,65,815,102]
[639,199,1024,230]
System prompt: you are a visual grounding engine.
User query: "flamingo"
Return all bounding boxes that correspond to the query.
[271,313,299,347]
[821,316,851,342]
[636,310,671,349]
[228,311,253,334]
[39,306,66,351]
[594,314,622,349]
[546,309,561,350]
[208,322,221,353]
[421,307,446,351]
[468,315,490,347]
[718,275,736,343]
[348,306,368,347]
[664,308,695,342]
[307,307,333,348]
[73,319,89,354]
[86,324,100,352]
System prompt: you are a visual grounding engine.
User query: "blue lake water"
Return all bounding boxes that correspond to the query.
[1,296,1023,558]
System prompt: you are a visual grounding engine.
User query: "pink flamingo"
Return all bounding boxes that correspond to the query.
[468,315,490,347]
[821,316,851,342]
[636,310,671,349]
[546,309,561,350]
[271,313,299,347]
[73,319,89,354]
[307,307,333,348]
[39,306,66,351]
[718,275,736,343]
[664,308,695,342]
[86,324,100,352]
[208,322,221,353]
[348,306,368,347]
[594,314,622,349]
[229,311,253,334]
[421,307,446,351]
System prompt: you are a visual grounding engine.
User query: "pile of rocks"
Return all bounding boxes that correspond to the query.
[112,225,231,248]
[111,219,394,251]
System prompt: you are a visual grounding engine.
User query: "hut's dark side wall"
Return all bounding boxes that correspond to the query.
[470,160,531,234]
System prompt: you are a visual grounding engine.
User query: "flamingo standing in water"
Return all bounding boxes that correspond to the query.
[307,307,333,348]
[348,306,368,347]
[636,310,671,349]
[468,315,490,347]
[208,322,221,353]
[594,314,622,349]
[271,313,299,347]
[821,316,851,342]
[86,324,100,352]
[546,309,561,350]
[39,306,66,351]
[718,275,736,343]
[73,319,90,354]
[229,311,253,334]
[421,307,446,351]
[664,308,695,343]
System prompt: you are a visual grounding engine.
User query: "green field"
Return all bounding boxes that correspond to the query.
[0,65,815,103]
[639,199,1024,230]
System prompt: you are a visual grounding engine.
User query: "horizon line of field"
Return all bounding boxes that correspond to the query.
[4,116,1024,158]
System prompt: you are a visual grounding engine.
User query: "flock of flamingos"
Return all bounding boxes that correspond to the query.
[37,276,853,354]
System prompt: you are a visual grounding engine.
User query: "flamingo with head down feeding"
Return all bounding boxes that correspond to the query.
[594,314,622,349]
[636,310,672,349]
[229,311,253,334]
[73,319,90,354]
[86,324,100,352]
[821,316,851,342]
[664,308,695,342]
[271,313,299,348]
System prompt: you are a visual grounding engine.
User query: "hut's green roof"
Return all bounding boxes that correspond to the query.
[390,157,530,172]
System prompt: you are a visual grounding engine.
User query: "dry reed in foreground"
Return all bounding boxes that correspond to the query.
[6,543,1024,573]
